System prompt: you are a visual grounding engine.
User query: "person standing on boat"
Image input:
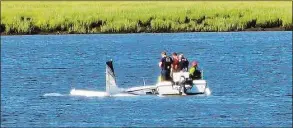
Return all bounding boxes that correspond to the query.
[171,52,180,73]
[178,54,189,71]
[159,51,173,81]
[189,61,202,80]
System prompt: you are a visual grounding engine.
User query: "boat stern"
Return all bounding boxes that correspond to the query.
[191,80,207,93]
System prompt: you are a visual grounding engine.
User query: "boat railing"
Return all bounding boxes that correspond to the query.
[201,70,204,80]
[141,77,152,86]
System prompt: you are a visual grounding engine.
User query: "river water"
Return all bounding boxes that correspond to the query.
[1,32,292,127]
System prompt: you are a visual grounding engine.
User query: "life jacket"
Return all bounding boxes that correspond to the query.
[161,56,172,70]
[190,66,201,79]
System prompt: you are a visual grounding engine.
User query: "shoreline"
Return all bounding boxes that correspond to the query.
[2,2,291,36]
[1,27,291,36]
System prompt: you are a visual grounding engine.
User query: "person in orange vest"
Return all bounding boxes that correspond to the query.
[171,52,180,73]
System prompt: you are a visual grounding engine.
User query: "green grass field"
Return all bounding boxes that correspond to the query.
[1,1,292,34]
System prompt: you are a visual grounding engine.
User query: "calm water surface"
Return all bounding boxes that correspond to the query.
[1,32,292,127]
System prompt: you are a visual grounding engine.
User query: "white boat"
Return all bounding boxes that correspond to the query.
[156,72,209,95]
[70,60,211,97]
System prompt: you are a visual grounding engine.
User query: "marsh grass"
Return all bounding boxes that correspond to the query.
[1,1,292,34]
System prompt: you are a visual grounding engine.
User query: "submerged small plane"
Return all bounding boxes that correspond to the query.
[70,60,211,97]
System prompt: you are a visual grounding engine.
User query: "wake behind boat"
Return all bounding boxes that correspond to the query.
[70,60,211,97]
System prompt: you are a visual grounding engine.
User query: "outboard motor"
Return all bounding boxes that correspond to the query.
[178,75,193,95]
[172,72,194,95]
[178,76,186,95]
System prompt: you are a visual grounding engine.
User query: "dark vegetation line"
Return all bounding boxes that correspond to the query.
[1,16,291,35]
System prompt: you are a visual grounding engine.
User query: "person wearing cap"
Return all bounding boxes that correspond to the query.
[159,51,173,81]
[178,54,189,71]
[189,61,202,80]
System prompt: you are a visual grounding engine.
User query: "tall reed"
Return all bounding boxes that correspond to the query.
[1,1,292,34]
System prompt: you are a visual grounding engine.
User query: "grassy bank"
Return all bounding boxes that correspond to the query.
[1,1,292,35]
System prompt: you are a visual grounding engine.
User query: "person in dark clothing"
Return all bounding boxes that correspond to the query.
[178,54,189,71]
[159,51,173,81]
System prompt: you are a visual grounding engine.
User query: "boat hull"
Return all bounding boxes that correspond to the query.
[156,80,208,95]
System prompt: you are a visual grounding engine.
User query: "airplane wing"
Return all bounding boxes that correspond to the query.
[124,85,157,93]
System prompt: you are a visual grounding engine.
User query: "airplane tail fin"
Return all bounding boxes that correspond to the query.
[106,60,120,94]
